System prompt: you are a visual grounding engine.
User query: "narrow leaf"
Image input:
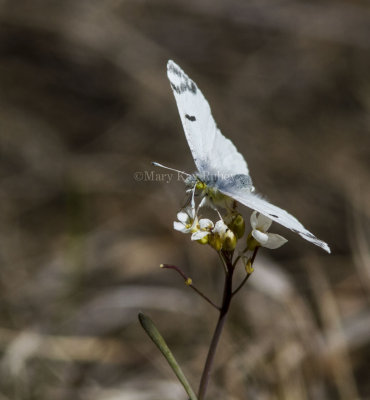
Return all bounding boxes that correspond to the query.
[138,313,198,400]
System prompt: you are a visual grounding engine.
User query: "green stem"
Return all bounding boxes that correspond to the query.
[197,256,234,400]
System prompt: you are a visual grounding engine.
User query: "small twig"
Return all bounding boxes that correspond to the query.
[218,251,228,275]
[250,246,259,264]
[232,247,259,297]
[232,246,249,268]
[232,273,252,298]
[161,264,220,310]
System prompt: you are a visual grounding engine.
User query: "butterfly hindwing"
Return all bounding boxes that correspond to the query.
[219,186,330,253]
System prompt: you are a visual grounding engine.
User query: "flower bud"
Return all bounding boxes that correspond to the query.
[209,234,223,252]
[229,214,245,239]
[223,229,237,251]
[245,258,254,274]
[197,235,209,245]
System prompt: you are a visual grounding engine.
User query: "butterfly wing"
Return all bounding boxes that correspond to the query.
[219,184,331,253]
[167,60,250,176]
[167,60,330,253]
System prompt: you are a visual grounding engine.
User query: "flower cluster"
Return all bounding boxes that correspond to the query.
[174,206,236,251]
[174,192,287,253]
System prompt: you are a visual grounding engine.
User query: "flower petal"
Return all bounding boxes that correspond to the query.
[263,233,288,249]
[256,213,272,232]
[188,205,196,218]
[173,221,187,232]
[250,211,258,229]
[199,218,214,230]
[191,231,209,240]
[177,211,189,223]
[214,220,228,235]
[251,229,269,245]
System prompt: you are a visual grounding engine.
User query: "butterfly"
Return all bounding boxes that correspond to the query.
[155,60,330,253]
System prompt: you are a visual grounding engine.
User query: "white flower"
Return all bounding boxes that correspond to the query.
[173,206,198,234]
[250,211,287,249]
[213,220,228,237]
[191,218,214,240]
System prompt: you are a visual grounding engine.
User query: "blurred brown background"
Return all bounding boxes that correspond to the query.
[0,1,369,399]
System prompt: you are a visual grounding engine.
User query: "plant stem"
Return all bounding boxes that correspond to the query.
[161,264,220,310]
[232,247,259,298]
[198,256,234,400]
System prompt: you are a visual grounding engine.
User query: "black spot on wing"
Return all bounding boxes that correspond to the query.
[168,62,182,77]
[170,83,180,94]
[189,81,197,94]
[179,81,197,94]
[170,81,197,95]
[269,214,279,218]
[168,63,197,95]
[185,114,196,121]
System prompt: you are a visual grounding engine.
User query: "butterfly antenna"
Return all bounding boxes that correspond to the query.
[191,185,196,209]
[152,162,190,177]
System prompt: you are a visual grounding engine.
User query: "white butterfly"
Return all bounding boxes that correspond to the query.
[157,60,330,253]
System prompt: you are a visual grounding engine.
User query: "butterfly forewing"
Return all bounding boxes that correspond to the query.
[167,60,250,176]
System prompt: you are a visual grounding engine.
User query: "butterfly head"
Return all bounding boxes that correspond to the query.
[185,173,217,193]
[185,173,234,209]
